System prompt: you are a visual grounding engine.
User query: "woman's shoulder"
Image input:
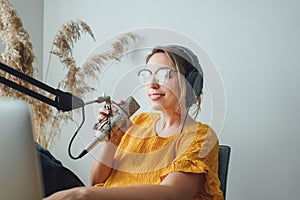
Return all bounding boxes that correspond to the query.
[180,122,219,151]
[183,122,215,137]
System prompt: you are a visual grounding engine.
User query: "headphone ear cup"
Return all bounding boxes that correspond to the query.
[185,69,203,106]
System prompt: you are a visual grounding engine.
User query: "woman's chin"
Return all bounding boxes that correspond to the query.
[150,103,164,111]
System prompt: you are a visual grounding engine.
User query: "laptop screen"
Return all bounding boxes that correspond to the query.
[0,99,43,200]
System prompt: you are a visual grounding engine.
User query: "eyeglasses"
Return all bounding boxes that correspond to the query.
[137,67,177,85]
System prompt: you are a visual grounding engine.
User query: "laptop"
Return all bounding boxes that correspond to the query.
[0,99,43,200]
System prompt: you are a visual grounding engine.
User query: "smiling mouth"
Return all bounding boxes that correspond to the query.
[148,93,165,100]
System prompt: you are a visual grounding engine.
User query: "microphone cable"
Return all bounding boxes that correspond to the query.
[68,106,86,160]
[67,102,113,160]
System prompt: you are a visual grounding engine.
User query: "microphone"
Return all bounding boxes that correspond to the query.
[78,96,140,158]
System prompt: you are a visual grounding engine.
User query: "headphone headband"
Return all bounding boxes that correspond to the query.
[164,45,203,77]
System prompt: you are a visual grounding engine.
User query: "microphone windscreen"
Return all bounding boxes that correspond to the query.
[120,96,140,117]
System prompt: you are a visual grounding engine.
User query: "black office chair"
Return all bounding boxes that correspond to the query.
[218,145,231,199]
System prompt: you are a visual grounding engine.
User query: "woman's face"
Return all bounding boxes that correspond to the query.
[143,52,182,113]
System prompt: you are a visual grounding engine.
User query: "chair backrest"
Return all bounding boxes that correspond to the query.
[218,145,231,199]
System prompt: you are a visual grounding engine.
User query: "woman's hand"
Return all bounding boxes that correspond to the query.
[90,100,128,186]
[97,100,124,123]
[96,100,128,145]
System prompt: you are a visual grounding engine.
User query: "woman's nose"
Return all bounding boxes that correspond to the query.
[149,75,159,88]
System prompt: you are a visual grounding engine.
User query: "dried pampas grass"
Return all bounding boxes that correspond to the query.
[50,22,138,98]
[0,0,52,148]
[43,20,97,148]
[47,21,138,148]
[80,32,138,89]
[46,20,96,97]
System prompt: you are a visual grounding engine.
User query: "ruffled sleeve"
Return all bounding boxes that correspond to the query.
[161,124,224,200]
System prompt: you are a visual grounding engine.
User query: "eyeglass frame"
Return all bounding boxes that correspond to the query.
[137,66,178,85]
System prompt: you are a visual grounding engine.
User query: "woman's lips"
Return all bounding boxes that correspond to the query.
[148,93,165,100]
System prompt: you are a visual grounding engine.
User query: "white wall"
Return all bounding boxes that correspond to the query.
[1,0,44,79]
[41,0,300,200]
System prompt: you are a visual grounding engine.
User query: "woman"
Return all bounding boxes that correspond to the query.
[45,45,224,200]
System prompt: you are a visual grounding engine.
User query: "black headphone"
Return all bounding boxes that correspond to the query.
[164,45,204,106]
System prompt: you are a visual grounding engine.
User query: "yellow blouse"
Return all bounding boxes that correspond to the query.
[97,113,224,200]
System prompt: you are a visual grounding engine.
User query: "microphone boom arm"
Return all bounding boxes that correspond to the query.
[0,62,83,111]
[1,62,117,160]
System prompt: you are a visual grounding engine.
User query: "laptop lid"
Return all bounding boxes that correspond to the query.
[0,99,43,200]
